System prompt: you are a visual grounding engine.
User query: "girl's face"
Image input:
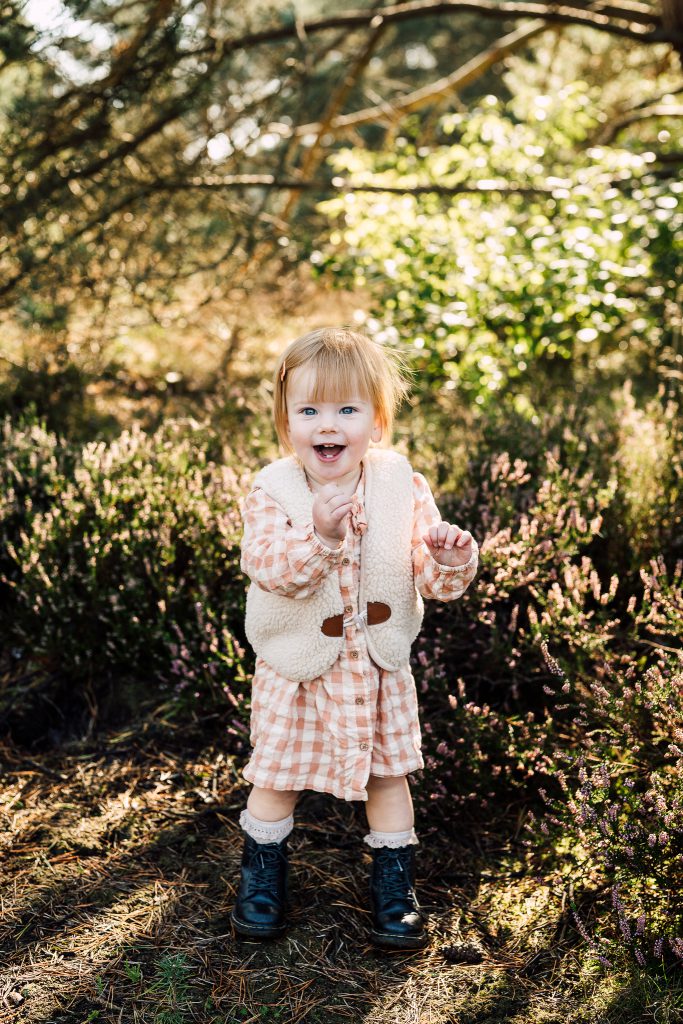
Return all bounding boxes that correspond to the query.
[285,365,381,491]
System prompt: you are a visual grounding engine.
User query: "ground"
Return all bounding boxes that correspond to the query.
[0,717,676,1024]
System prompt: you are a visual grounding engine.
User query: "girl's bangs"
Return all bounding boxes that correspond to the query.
[305,350,374,405]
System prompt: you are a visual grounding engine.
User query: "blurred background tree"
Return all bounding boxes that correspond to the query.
[1,1,681,442]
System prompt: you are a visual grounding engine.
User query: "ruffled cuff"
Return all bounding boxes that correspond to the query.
[303,522,347,558]
[415,538,478,601]
[431,538,479,574]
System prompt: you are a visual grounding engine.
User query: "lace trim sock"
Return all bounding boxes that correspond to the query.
[363,827,419,849]
[239,808,294,845]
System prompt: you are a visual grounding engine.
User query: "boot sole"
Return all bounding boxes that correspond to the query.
[370,927,429,950]
[230,909,287,940]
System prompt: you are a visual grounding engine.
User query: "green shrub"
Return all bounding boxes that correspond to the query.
[315,86,682,416]
[408,393,682,968]
[411,427,620,819]
[528,621,683,970]
[1,416,253,729]
[610,383,683,570]
[0,412,74,629]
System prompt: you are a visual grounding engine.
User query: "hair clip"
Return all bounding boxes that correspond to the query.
[280,359,286,382]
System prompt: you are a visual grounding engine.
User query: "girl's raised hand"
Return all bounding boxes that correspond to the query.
[312,484,353,548]
[423,522,473,567]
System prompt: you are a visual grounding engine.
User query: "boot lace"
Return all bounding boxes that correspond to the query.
[246,845,287,897]
[376,849,416,902]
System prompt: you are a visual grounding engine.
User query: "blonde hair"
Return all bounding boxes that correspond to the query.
[273,326,412,454]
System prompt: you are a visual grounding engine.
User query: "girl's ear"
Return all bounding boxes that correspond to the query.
[371,418,382,443]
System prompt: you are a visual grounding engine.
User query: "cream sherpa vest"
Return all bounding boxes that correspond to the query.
[244,447,424,682]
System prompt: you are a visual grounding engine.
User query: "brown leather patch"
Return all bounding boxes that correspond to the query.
[321,602,392,636]
[367,601,391,625]
[321,614,344,637]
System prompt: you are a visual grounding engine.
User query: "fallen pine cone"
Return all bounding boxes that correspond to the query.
[441,941,485,965]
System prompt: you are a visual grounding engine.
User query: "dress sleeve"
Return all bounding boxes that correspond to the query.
[240,485,346,598]
[411,472,479,602]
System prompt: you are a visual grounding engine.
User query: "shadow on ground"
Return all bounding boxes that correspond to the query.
[0,718,610,1024]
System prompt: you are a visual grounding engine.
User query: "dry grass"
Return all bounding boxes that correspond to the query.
[1,709,659,1024]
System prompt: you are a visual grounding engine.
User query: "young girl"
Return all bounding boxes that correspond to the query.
[231,327,478,949]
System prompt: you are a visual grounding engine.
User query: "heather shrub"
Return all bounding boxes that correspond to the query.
[411,434,617,818]
[1,416,253,731]
[0,413,74,630]
[611,382,683,570]
[635,554,683,647]
[409,395,683,970]
[527,631,683,970]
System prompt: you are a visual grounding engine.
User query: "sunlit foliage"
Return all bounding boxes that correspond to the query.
[315,86,682,415]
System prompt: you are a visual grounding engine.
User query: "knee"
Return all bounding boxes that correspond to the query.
[367,774,408,794]
[247,786,301,819]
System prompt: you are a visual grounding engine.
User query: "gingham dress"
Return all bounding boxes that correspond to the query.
[239,465,479,801]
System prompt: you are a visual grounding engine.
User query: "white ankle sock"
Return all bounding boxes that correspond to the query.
[239,807,294,845]
[363,827,419,849]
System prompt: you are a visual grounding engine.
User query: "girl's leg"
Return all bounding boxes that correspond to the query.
[247,785,301,821]
[364,774,414,833]
[363,775,427,949]
[240,785,301,845]
[232,786,301,939]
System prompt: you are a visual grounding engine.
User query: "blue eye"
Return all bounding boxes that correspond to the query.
[301,408,316,416]
[341,406,356,414]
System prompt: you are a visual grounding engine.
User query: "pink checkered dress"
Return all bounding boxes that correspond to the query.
[239,465,478,801]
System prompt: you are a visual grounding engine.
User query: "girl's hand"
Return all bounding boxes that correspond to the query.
[312,484,353,548]
[423,522,473,567]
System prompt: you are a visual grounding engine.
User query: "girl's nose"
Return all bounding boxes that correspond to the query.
[319,412,338,430]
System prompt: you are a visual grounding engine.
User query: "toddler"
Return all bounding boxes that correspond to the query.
[231,327,478,949]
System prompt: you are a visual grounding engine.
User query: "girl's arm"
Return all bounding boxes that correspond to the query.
[240,485,346,598]
[411,473,479,601]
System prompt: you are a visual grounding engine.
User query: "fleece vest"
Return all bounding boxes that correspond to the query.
[244,447,424,682]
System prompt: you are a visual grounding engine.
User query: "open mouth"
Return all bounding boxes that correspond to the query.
[314,443,345,461]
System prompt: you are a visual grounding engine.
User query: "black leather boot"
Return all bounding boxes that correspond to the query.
[230,833,289,940]
[369,844,429,949]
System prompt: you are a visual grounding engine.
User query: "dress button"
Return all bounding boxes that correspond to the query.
[341,557,350,566]
[345,605,353,614]
[360,742,369,751]
[355,696,364,705]
[350,650,359,659]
